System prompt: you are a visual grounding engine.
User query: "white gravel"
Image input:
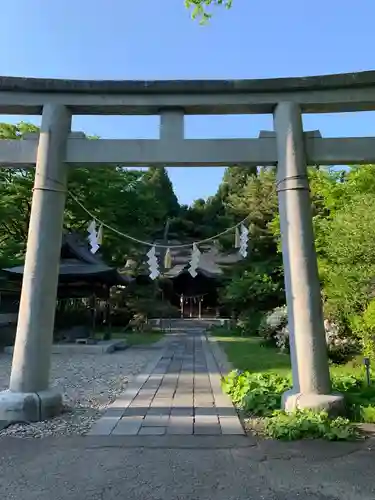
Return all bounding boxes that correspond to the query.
[0,348,159,438]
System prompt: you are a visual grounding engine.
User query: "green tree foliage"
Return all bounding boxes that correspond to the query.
[220,165,258,203]
[222,265,284,316]
[185,0,233,22]
[0,123,40,267]
[219,168,284,330]
[142,166,180,219]
[173,166,259,244]
[65,165,158,265]
[171,196,232,241]
[0,123,179,268]
[302,167,375,332]
[216,163,375,343]
[321,193,375,321]
[279,165,375,353]
[168,167,252,242]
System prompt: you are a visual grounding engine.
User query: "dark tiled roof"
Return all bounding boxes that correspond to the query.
[154,240,242,278]
[3,232,133,285]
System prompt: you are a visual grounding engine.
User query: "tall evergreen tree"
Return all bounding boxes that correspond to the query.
[143,166,180,218]
[219,166,258,203]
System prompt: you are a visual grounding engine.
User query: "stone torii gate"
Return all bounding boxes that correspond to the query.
[1,71,375,424]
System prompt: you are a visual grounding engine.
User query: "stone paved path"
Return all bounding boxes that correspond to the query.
[88,331,244,436]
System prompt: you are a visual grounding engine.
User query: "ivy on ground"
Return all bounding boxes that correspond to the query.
[263,410,359,441]
[222,370,375,441]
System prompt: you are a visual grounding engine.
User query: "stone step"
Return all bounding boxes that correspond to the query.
[150,318,230,330]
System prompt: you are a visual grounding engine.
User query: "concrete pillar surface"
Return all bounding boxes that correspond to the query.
[0,103,71,423]
[159,108,184,141]
[274,101,343,414]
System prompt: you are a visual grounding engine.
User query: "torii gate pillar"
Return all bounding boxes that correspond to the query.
[274,102,344,413]
[0,103,71,423]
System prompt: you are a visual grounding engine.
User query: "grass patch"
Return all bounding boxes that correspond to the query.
[213,331,291,375]
[96,328,164,346]
[124,331,164,346]
[213,329,369,382]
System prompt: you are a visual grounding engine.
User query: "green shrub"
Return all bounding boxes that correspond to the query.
[223,369,375,428]
[325,320,361,364]
[262,410,359,441]
[258,306,287,345]
[358,405,375,423]
[222,370,291,416]
[331,374,362,393]
[338,379,375,422]
[258,306,360,364]
[235,310,263,336]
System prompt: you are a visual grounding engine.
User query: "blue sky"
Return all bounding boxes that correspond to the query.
[1,0,375,204]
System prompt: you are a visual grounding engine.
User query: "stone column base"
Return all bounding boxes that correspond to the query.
[0,389,62,424]
[282,389,345,416]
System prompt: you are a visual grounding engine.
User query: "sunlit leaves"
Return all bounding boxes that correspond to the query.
[0,123,180,268]
[184,0,233,23]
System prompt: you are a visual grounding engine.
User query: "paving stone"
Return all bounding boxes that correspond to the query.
[123,406,149,417]
[194,424,222,435]
[195,414,219,424]
[153,368,169,375]
[137,389,157,398]
[208,380,222,390]
[130,397,152,408]
[167,416,193,435]
[174,393,193,400]
[151,398,173,408]
[195,407,218,416]
[194,386,212,392]
[219,416,245,435]
[163,374,179,380]
[174,392,193,399]
[143,415,170,427]
[143,385,160,393]
[160,382,178,388]
[87,417,121,436]
[177,383,194,390]
[194,399,215,408]
[216,406,238,418]
[138,426,166,435]
[102,408,126,418]
[147,407,171,416]
[178,373,194,379]
[174,399,194,408]
[88,327,244,440]
[163,380,178,386]
[213,395,234,406]
[112,416,143,436]
[170,407,194,417]
[109,396,135,409]
[160,379,178,385]
[146,374,163,383]
[156,390,175,398]
[194,415,221,434]
[194,388,213,396]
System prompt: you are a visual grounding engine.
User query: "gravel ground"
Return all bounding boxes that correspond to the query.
[0,347,159,438]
